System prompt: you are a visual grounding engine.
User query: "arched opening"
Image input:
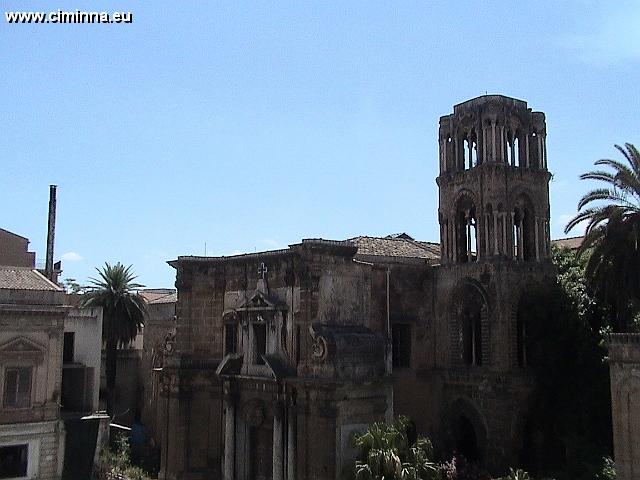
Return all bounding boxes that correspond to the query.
[453,282,487,367]
[507,131,518,166]
[530,131,540,168]
[454,415,480,462]
[461,289,484,366]
[455,196,478,263]
[512,196,536,261]
[446,135,453,172]
[446,399,488,468]
[463,131,478,170]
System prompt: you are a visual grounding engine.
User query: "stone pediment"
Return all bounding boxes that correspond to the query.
[0,336,46,362]
[216,352,295,381]
[216,353,243,377]
[236,290,287,311]
[262,354,295,380]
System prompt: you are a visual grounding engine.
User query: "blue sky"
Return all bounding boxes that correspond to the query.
[2,1,639,288]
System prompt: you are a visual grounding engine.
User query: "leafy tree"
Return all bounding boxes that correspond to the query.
[96,435,151,480]
[565,143,640,331]
[62,277,84,294]
[349,416,441,480]
[519,246,612,479]
[82,263,146,416]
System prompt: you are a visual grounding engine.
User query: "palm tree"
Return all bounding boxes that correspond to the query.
[82,263,147,416]
[565,143,640,331]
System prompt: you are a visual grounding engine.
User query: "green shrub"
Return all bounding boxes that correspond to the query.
[95,435,151,480]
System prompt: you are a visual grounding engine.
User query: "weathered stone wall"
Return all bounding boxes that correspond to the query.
[155,95,558,479]
[0,311,65,425]
[607,334,640,480]
[141,299,176,440]
[0,420,64,480]
[0,296,66,479]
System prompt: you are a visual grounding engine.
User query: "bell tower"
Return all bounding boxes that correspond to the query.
[433,96,555,470]
[436,95,551,265]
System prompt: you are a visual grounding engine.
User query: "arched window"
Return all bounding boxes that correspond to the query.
[453,283,488,367]
[462,301,483,366]
[512,196,536,261]
[455,196,478,263]
[463,130,478,170]
[515,290,540,367]
[529,131,540,168]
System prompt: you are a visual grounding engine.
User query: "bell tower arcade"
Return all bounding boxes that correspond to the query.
[437,95,551,265]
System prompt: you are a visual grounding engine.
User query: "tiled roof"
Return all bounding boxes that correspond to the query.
[0,267,62,291]
[349,236,440,261]
[148,292,177,304]
[551,236,583,250]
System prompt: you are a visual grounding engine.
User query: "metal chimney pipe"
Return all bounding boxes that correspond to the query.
[45,185,57,281]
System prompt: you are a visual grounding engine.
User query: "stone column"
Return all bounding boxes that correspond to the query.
[493,211,499,255]
[491,121,496,161]
[273,402,284,480]
[452,220,457,263]
[485,214,490,256]
[444,138,448,170]
[287,404,296,480]
[510,136,516,166]
[454,135,459,170]
[525,135,530,168]
[607,334,640,480]
[534,217,540,261]
[537,135,542,168]
[440,222,445,262]
[223,388,235,480]
[517,215,524,261]
[482,127,487,162]
[466,212,472,261]
[158,372,188,480]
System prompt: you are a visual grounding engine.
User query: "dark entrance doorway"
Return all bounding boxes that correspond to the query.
[453,415,480,462]
[249,425,273,480]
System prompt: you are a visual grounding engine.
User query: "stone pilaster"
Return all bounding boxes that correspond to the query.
[607,334,640,480]
[273,401,284,480]
[223,385,235,480]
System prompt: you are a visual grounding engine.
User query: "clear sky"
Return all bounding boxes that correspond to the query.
[2,1,639,288]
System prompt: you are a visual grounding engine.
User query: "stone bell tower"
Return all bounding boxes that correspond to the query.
[437,95,551,265]
[433,96,556,470]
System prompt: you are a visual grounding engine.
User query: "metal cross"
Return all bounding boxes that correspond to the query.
[258,262,268,279]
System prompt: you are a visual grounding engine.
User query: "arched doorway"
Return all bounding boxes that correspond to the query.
[447,398,488,466]
[453,414,479,462]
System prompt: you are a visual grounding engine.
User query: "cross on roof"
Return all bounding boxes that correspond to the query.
[258,262,268,279]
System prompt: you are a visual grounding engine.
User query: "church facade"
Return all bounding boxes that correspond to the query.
[154,95,555,479]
